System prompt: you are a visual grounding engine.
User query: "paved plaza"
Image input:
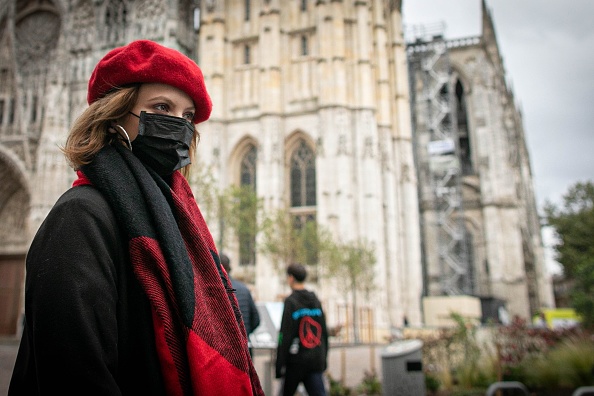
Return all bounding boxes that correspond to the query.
[1,337,384,395]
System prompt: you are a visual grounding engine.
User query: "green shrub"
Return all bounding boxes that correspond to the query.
[355,370,382,395]
[501,364,527,383]
[327,374,352,396]
[521,354,562,390]
[425,373,440,392]
[521,334,594,390]
[450,390,485,396]
[412,313,593,394]
[548,336,594,388]
[455,357,497,389]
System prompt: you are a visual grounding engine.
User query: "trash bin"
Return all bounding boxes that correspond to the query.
[381,339,425,396]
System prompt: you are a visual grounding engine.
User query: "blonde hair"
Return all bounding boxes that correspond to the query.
[62,85,199,179]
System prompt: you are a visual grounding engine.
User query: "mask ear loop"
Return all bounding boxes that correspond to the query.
[114,124,133,151]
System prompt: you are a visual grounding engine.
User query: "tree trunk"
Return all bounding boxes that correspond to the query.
[352,283,359,343]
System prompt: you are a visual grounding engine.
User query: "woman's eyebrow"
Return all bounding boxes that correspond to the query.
[146,95,195,111]
[146,95,174,104]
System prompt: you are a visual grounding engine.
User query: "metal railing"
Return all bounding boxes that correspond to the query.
[573,386,594,396]
[485,381,529,396]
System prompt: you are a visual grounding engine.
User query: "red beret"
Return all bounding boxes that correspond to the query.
[87,40,212,124]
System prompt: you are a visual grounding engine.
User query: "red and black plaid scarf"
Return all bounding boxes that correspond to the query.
[74,144,264,395]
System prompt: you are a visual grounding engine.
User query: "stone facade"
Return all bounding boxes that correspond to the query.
[407,2,554,320]
[0,0,551,337]
[0,0,205,335]
[195,0,423,337]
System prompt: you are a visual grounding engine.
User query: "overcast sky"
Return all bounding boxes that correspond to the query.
[402,0,594,273]
[402,0,594,211]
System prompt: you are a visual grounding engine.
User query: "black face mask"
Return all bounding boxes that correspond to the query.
[129,111,194,176]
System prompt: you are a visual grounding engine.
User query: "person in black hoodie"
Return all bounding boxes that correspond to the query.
[276,263,329,396]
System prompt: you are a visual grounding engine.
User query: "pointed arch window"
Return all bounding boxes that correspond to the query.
[289,139,318,271]
[8,99,14,124]
[239,144,257,266]
[455,79,473,174]
[290,140,316,208]
[301,35,308,56]
[244,44,251,64]
[178,0,196,33]
[456,225,474,295]
[105,0,127,42]
[31,95,37,123]
[240,144,257,190]
[245,0,250,21]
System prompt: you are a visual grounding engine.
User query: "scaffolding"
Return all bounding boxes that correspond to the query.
[407,30,473,296]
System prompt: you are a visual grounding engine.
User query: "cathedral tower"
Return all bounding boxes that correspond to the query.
[407,0,554,320]
[196,0,423,336]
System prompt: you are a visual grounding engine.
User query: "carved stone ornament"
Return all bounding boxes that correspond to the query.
[15,11,61,73]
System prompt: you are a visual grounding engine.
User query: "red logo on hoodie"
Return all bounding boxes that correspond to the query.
[299,316,322,348]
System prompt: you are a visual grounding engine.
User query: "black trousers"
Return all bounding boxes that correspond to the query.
[281,366,326,396]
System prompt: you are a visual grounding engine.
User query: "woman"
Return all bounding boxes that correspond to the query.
[9,40,264,396]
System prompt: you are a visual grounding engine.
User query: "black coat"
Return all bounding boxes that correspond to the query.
[230,277,260,336]
[9,186,165,395]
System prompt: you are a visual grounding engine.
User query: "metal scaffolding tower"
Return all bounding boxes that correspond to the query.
[407,31,473,296]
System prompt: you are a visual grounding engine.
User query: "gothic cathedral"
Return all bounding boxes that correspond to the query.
[0,0,552,338]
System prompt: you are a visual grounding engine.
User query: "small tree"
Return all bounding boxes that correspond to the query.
[226,185,262,265]
[259,211,378,342]
[259,209,303,270]
[324,239,376,343]
[189,163,262,255]
[188,162,219,225]
[544,181,594,328]
[259,209,335,273]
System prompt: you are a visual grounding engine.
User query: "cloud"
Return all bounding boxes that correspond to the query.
[403,0,594,209]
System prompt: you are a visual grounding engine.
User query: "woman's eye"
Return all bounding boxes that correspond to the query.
[154,104,168,112]
[183,112,195,121]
